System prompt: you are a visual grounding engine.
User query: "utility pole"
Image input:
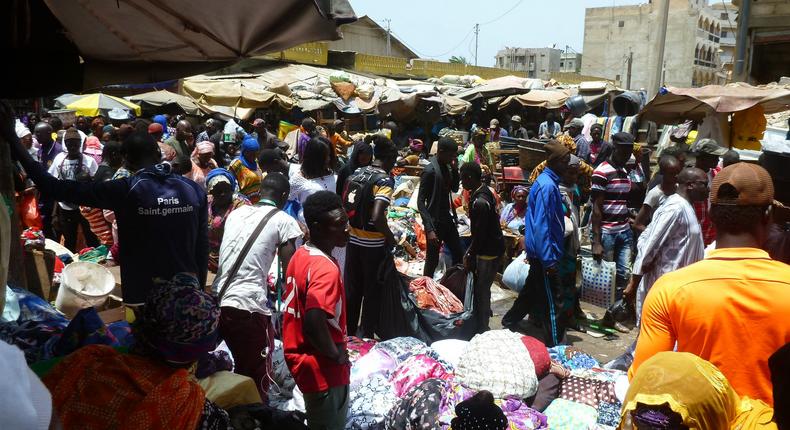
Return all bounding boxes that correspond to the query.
[384,18,392,57]
[474,23,479,66]
[626,50,633,89]
[650,0,670,98]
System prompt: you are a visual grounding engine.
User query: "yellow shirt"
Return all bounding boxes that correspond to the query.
[631,247,790,405]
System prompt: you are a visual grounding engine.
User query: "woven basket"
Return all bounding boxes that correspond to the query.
[518,141,547,172]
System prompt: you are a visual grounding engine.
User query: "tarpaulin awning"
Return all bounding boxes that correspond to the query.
[454,76,544,101]
[181,78,295,120]
[499,89,571,110]
[378,91,471,122]
[640,83,790,124]
[126,90,202,115]
[63,93,142,117]
[3,0,355,96]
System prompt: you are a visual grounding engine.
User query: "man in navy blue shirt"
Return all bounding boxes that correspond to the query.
[6,120,208,308]
[502,140,571,347]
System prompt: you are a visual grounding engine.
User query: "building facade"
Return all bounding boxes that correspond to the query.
[494,47,563,80]
[560,52,583,73]
[329,16,418,59]
[731,0,790,84]
[581,0,725,90]
[709,2,737,82]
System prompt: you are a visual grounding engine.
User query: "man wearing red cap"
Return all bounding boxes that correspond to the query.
[631,163,790,405]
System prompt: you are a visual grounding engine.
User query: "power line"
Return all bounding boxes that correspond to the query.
[479,0,525,26]
[390,27,475,59]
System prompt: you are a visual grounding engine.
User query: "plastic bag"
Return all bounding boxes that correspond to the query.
[580,257,616,309]
[377,255,428,342]
[502,252,530,293]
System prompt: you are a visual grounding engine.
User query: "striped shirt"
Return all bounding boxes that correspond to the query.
[348,169,394,248]
[592,161,632,233]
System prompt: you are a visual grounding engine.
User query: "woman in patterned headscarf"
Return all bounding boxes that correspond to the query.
[42,274,231,429]
[206,168,249,272]
[500,185,529,234]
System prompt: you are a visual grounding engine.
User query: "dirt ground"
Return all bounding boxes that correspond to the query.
[489,282,637,364]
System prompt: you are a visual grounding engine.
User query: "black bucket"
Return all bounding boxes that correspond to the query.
[613,92,642,117]
[565,95,588,116]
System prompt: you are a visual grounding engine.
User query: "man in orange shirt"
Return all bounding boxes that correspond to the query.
[631,163,790,405]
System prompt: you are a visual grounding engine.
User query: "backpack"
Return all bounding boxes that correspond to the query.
[342,166,388,230]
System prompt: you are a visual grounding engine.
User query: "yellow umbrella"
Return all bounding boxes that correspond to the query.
[65,93,142,117]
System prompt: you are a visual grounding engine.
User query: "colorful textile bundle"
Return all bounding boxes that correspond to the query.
[20,227,46,248]
[408,276,464,316]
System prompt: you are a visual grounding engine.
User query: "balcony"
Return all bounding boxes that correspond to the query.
[694,59,717,68]
[720,36,736,46]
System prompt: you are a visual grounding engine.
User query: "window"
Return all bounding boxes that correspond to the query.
[618,20,625,27]
[615,74,621,81]
[541,69,546,72]
[721,30,727,38]
[541,54,546,57]
[720,12,728,20]
[560,62,565,67]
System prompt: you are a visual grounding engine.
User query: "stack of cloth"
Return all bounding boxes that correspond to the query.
[408,277,464,316]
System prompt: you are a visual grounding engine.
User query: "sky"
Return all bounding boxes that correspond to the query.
[348,0,727,67]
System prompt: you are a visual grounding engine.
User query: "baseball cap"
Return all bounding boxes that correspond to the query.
[710,162,774,206]
[63,127,80,141]
[611,132,635,146]
[148,123,163,134]
[511,115,521,123]
[568,118,585,129]
[489,119,499,127]
[693,138,728,156]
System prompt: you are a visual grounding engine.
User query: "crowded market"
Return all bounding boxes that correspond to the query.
[1,1,790,430]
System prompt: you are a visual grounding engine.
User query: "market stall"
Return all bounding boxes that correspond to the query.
[181,76,295,120]
[126,90,202,116]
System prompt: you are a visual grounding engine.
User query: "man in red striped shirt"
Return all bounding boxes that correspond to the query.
[591,132,638,333]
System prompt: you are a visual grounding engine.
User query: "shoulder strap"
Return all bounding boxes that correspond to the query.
[218,208,280,300]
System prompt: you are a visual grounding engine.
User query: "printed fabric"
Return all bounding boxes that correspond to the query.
[372,337,431,365]
[351,349,398,384]
[228,158,262,204]
[437,380,477,427]
[548,345,600,371]
[42,344,206,430]
[558,375,618,409]
[389,354,452,398]
[496,398,548,430]
[346,373,398,430]
[409,277,464,316]
[346,336,377,364]
[543,398,598,430]
[456,330,538,399]
[385,378,448,430]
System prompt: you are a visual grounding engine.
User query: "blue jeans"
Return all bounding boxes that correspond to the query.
[601,229,633,301]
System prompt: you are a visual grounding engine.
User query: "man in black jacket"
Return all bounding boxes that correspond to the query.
[418,137,463,276]
[461,162,505,333]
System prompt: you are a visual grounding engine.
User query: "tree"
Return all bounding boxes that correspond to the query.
[449,56,469,65]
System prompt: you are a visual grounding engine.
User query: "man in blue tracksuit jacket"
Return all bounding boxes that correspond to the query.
[8,129,207,308]
[502,140,571,346]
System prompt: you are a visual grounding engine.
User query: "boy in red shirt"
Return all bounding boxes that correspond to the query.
[282,191,351,429]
